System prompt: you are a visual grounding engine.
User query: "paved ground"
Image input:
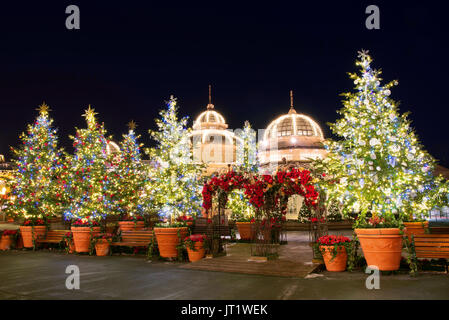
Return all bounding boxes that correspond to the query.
[1,230,449,300]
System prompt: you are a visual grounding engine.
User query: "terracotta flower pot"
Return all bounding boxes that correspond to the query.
[186,241,205,262]
[320,245,347,272]
[0,235,13,250]
[355,228,403,271]
[404,221,428,242]
[71,226,101,253]
[236,222,255,240]
[19,226,47,248]
[118,221,145,231]
[65,240,75,253]
[95,239,110,256]
[154,227,188,258]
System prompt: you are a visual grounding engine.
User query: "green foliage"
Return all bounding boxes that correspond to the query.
[313,50,442,224]
[298,202,312,223]
[63,107,115,221]
[8,105,66,219]
[109,125,148,217]
[145,97,205,222]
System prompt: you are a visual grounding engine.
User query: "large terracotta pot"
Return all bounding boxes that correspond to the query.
[0,235,13,250]
[19,226,47,248]
[355,228,403,271]
[236,222,255,240]
[154,227,188,258]
[404,221,428,242]
[71,226,101,253]
[186,241,205,262]
[118,221,145,231]
[320,245,347,272]
[95,239,110,256]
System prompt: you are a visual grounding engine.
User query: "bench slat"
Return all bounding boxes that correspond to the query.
[110,242,150,246]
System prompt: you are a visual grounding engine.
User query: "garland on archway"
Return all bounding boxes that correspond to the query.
[201,168,319,218]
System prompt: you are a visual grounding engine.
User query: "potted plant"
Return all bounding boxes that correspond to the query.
[19,218,47,248]
[184,234,207,262]
[0,229,18,250]
[177,215,194,226]
[62,231,75,253]
[154,220,189,258]
[402,210,429,241]
[354,215,403,271]
[316,235,351,272]
[70,218,101,253]
[118,214,146,231]
[91,233,113,256]
[235,217,256,241]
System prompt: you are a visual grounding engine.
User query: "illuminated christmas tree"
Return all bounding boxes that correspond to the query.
[315,50,439,226]
[236,120,259,173]
[62,106,115,221]
[229,120,259,220]
[8,103,66,220]
[110,120,148,218]
[146,96,205,221]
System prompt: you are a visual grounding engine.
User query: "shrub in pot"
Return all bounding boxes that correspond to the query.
[0,230,19,250]
[316,235,351,272]
[354,216,403,271]
[91,233,113,256]
[19,218,48,248]
[118,214,146,231]
[154,221,188,258]
[71,219,101,253]
[184,234,207,262]
[177,215,194,226]
[403,213,429,242]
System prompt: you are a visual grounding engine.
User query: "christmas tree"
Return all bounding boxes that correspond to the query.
[298,201,312,223]
[62,106,115,221]
[109,121,148,218]
[315,50,439,225]
[8,103,66,220]
[229,120,259,220]
[146,96,205,221]
[235,120,259,173]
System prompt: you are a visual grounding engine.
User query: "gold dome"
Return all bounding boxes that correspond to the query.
[264,107,324,141]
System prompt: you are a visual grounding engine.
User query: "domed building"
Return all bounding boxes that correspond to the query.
[258,92,327,220]
[259,91,327,174]
[190,86,241,176]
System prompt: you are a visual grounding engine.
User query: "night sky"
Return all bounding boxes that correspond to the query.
[1,1,448,165]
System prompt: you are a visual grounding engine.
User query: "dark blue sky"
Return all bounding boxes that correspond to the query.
[1,1,448,165]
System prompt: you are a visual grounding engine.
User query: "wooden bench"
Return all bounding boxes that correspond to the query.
[35,230,68,246]
[414,234,449,259]
[110,230,154,253]
[413,234,449,272]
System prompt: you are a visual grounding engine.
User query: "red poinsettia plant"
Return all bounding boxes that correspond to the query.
[310,217,326,223]
[120,214,145,222]
[21,217,47,226]
[177,215,194,223]
[316,234,351,261]
[1,229,18,237]
[71,218,100,227]
[184,234,208,251]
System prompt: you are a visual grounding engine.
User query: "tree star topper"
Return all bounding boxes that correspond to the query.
[83,105,98,126]
[128,120,137,131]
[36,102,51,116]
